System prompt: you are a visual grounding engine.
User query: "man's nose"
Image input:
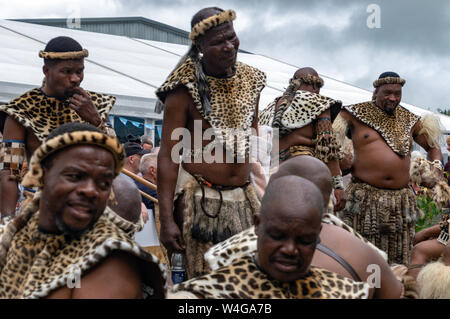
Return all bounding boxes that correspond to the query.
[77,179,99,199]
[280,239,298,256]
[70,73,81,83]
[223,40,234,51]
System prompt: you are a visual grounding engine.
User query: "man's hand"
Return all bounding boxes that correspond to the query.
[333,188,347,212]
[141,203,149,224]
[160,219,185,253]
[69,87,101,126]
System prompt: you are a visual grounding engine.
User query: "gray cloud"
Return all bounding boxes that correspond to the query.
[1,0,448,110]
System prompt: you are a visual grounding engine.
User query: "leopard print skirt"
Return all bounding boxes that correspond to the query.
[342,177,420,265]
[174,166,260,279]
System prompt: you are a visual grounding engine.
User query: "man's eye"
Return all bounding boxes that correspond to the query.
[269,233,284,240]
[98,181,111,190]
[65,173,81,181]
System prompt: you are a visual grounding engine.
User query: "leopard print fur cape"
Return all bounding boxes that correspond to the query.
[156,58,266,158]
[0,212,167,299]
[171,254,369,299]
[344,102,420,156]
[0,88,115,142]
[259,90,342,136]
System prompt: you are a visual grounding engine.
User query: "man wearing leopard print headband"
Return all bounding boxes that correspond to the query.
[336,71,443,265]
[259,67,346,212]
[0,122,167,299]
[0,36,116,220]
[155,7,266,279]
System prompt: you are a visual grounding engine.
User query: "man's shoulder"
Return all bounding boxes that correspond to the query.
[236,61,267,84]
[1,88,42,110]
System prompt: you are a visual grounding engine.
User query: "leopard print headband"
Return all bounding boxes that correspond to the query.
[189,10,236,42]
[22,131,125,188]
[39,49,89,60]
[373,77,405,88]
[296,74,324,88]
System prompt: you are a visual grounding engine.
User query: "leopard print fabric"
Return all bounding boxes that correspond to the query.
[344,102,420,156]
[172,254,369,299]
[259,90,342,137]
[0,88,115,142]
[0,212,167,299]
[205,213,388,271]
[156,58,266,159]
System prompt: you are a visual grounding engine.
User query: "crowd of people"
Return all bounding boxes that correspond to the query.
[0,6,449,299]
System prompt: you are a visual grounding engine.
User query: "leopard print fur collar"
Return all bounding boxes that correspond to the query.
[173,254,369,299]
[0,212,167,299]
[156,58,266,158]
[259,90,342,136]
[344,102,420,156]
[0,88,115,142]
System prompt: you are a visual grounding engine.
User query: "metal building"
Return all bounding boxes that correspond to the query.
[12,17,190,45]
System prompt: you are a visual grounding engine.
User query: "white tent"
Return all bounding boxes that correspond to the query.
[1,18,449,132]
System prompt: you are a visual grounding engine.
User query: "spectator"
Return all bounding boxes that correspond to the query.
[141,135,154,151]
[138,153,158,211]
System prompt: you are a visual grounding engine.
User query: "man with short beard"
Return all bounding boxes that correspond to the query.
[337,72,443,264]
[155,7,266,278]
[0,36,116,219]
[0,123,166,299]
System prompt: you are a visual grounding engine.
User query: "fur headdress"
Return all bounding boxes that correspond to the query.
[39,49,88,60]
[22,130,125,188]
[189,10,236,42]
[373,71,406,88]
[39,36,88,60]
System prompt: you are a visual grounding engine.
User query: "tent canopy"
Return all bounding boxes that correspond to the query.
[1,19,449,132]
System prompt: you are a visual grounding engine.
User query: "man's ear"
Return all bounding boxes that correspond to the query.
[195,42,204,54]
[43,65,49,77]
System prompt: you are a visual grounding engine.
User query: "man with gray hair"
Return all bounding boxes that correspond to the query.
[139,153,158,211]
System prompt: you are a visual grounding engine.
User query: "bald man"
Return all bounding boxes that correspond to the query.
[169,176,369,299]
[205,156,403,298]
[259,67,345,212]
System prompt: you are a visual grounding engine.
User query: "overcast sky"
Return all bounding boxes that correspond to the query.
[1,0,449,111]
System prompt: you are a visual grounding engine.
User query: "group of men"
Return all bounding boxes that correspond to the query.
[0,6,449,299]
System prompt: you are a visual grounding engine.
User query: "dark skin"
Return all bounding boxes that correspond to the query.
[0,59,102,216]
[277,67,346,212]
[254,176,323,282]
[39,145,142,298]
[312,223,402,299]
[339,83,442,190]
[340,83,441,252]
[157,20,260,253]
[271,156,402,298]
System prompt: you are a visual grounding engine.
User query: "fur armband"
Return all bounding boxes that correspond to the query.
[313,118,342,163]
[417,260,450,299]
[332,175,344,190]
[332,113,349,149]
[0,140,25,181]
[418,114,443,149]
